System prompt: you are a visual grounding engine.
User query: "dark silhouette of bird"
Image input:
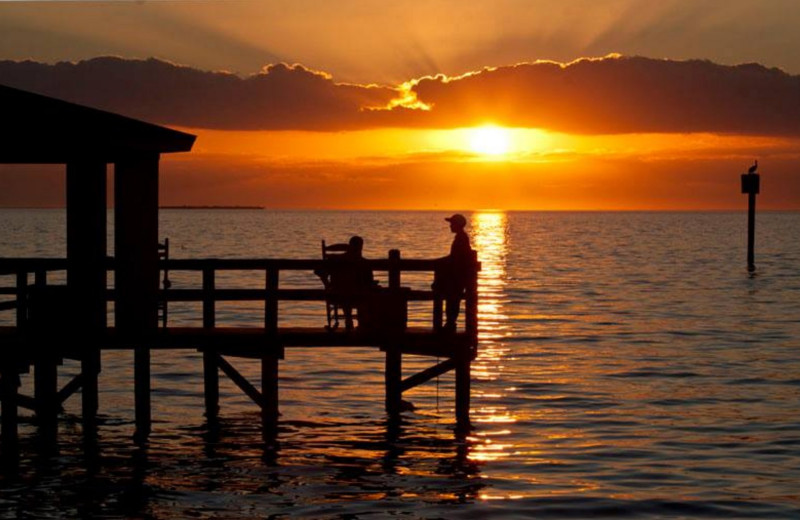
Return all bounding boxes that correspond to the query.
[748,160,758,174]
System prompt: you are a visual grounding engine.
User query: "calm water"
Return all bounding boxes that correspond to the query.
[1,209,799,519]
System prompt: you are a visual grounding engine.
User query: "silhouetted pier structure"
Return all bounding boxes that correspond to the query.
[0,85,480,456]
[0,254,479,448]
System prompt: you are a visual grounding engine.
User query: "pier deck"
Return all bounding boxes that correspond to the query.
[0,326,471,357]
[0,252,479,453]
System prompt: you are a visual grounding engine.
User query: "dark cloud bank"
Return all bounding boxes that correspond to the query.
[1,55,799,135]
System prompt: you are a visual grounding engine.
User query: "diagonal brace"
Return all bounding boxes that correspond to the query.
[58,374,84,404]
[400,358,457,393]
[216,354,265,409]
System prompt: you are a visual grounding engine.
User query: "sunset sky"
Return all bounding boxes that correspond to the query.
[1,0,799,209]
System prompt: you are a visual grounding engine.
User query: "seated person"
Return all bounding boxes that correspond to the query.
[320,236,375,330]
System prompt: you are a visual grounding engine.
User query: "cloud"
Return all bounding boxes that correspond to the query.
[404,56,800,135]
[0,56,399,130]
[2,55,800,135]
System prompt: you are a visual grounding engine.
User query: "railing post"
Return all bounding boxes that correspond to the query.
[464,253,479,349]
[265,269,279,335]
[263,268,280,438]
[388,249,401,290]
[202,267,216,329]
[456,253,479,431]
[202,267,218,420]
[385,249,403,415]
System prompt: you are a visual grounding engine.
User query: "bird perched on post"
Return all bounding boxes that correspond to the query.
[748,160,758,174]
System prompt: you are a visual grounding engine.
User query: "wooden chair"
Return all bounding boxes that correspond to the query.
[315,240,350,330]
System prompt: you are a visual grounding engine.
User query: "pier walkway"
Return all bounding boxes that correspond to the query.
[0,252,479,452]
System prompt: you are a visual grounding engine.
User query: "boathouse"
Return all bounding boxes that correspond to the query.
[0,84,195,447]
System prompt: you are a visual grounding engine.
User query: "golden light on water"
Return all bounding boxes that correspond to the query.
[468,211,517,465]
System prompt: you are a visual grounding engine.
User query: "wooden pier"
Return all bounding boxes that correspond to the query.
[0,252,479,452]
[0,84,479,458]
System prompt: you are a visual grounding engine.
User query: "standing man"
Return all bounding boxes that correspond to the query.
[436,214,473,332]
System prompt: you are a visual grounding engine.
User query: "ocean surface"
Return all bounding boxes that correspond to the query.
[1,209,799,519]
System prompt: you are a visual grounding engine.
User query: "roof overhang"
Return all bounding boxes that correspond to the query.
[0,84,196,164]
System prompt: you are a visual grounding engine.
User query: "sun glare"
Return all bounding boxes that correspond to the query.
[469,125,511,156]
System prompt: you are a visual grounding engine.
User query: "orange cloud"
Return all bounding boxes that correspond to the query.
[405,56,800,135]
[3,55,800,136]
[0,57,398,130]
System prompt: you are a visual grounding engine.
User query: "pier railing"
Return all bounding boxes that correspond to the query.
[1,252,480,446]
[0,258,66,329]
[1,252,479,344]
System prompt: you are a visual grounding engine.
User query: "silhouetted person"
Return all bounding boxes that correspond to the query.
[434,214,473,332]
[343,236,373,287]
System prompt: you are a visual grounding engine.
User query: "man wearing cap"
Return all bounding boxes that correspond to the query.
[436,214,473,332]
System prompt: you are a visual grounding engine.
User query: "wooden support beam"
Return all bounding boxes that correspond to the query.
[0,370,19,452]
[464,252,479,351]
[433,296,443,331]
[384,347,402,415]
[216,354,264,409]
[388,249,401,290]
[265,269,279,335]
[81,350,100,427]
[203,268,215,328]
[202,272,219,419]
[68,161,107,431]
[132,347,150,442]
[115,154,159,441]
[67,161,107,330]
[34,356,59,432]
[262,269,281,437]
[34,270,47,288]
[58,374,84,404]
[114,155,159,333]
[16,393,37,411]
[400,358,456,393]
[203,351,219,420]
[261,354,279,438]
[455,353,471,430]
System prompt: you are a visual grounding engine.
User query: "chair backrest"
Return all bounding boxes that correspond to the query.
[321,239,349,259]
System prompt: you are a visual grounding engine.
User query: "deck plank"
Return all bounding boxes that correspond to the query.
[0,325,472,359]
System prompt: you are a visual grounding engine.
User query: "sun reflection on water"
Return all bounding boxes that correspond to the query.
[468,211,515,465]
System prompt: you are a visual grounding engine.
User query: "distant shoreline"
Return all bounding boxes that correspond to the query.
[160,205,264,210]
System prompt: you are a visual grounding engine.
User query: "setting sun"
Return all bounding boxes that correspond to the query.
[469,125,511,156]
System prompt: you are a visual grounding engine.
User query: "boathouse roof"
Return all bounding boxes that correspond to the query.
[0,83,195,164]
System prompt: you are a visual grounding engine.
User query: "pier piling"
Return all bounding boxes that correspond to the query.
[34,356,59,434]
[0,369,19,453]
[384,347,402,415]
[261,354,280,438]
[455,353,471,430]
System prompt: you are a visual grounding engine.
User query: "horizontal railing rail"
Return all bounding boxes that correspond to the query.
[1,254,480,340]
